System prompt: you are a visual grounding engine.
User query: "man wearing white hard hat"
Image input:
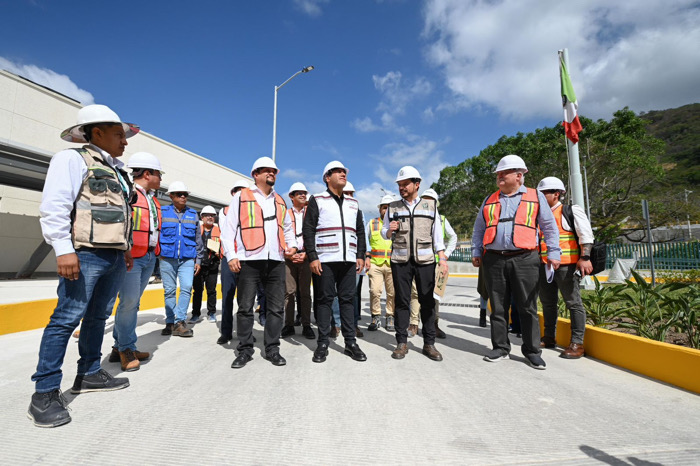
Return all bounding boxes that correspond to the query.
[471,155,561,370]
[302,161,368,363]
[537,176,594,359]
[159,181,204,338]
[407,189,458,339]
[221,157,298,369]
[366,195,396,332]
[189,206,222,324]
[383,166,447,362]
[280,182,315,340]
[108,152,163,372]
[217,179,250,345]
[30,104,138,427]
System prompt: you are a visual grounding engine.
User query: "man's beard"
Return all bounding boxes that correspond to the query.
[266,178,275,187]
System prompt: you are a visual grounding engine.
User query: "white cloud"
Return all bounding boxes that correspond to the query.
[293,0,329,17]
[376,137,448,189]
[422,0,700,120]
[351,116,383,133]
[0,56,95,105]
[352,182,397,220]
[281,168,311,180]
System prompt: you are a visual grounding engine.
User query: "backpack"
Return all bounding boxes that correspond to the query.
[562,205,607,275]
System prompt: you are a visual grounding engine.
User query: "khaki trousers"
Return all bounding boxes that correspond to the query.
[409,268,446,325]
[367,262,394,316]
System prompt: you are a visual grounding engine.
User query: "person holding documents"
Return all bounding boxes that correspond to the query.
[190,205,222,323]
[537,177,593,360]
[471,155,560,370]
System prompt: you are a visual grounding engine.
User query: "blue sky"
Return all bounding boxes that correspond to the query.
[3,0,699,218]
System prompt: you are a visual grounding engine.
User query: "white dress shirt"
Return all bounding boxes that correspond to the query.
[39,143,126,257]
[286,205,306,252]
[443,216,458,258]
[380,197,446,253]
[555,202,595,245]
[220,186,297,262]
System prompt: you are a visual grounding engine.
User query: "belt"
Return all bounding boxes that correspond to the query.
[486,249,530,256]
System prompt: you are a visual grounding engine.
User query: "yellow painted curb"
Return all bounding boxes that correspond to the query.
[0,284,223,336]
[539,314,700,394]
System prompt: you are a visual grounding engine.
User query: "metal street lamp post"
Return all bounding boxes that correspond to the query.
[272,65,314,163]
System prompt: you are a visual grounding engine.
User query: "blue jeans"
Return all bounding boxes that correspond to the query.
[160,257,195,323]
[32,248,126,393]
[220,260,238,339]
[113,251,156,351]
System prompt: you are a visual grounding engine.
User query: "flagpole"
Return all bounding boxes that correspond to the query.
[560,48,586,213]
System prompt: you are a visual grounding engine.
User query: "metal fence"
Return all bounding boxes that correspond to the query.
[449,241,700,271]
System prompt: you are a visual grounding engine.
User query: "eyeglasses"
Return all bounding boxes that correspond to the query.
[541,190,559,194]
[171,192,188,198]
[291,191,307,196]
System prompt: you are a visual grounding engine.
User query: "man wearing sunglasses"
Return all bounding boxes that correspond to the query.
[159,181,204,338]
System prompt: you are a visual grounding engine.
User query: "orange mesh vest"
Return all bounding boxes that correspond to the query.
[238,188,287,252]
[482,188,539,249]
[131,188,161,258]
[539,204,579,264]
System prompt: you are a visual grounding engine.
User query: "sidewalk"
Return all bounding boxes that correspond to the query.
[2,276,699,465]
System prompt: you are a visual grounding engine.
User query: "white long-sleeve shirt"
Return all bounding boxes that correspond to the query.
[39,143,127,257]
[220,186,297,262]
[442,216,458,258]
[380,197,446,253]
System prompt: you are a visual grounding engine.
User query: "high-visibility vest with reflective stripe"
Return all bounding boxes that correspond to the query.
[159,205,198,259]
[287,206,306,251]
[201,223,222,259]
[131,188,161,258]
[539,204,580,264]
[238,188,287,252]
[369,217,392,266]
[482,188,539,250]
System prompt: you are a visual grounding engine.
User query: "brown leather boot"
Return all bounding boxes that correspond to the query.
[133,349,150,361]
[422,344,443,361]
[119,349,140,372]
[560,343,585,359]
[407,324,419,338]
[392,343,408,360]
[172,321,194,337]
[540,336,556,348]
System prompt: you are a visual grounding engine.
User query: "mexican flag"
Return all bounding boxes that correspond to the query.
[559,53,583,144]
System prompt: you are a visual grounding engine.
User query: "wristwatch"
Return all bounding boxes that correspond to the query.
[581,255,591,261]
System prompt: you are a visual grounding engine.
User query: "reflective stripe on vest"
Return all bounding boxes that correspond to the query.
[131,188,161,258]
[238,188,287,252]
[387,198,436,264]
[540,204,580,264]
[369,217,392,266]
[159,206,198,259]
[482,187,539,250]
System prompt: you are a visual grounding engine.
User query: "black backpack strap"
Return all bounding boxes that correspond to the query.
[562,204,579,244]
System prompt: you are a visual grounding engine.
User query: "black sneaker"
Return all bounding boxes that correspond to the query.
[280,325,295,338]
[71,369,130,394]
[483,349,509,363]
[27,390,71,428]
[161,323,173,336]
[526,353,547,370]
[294,315,302,327]
[302,325,315,340]
[217,335,231,345]
[368,315,380,331]
[312,344,329,363]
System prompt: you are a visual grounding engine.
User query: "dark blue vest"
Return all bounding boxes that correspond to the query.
[159,205,198,259]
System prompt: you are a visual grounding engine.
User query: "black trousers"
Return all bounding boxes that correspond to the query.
[192,263,219,316]
[236,260,285,356]
[316,261,356,346]
[392,259,436,345]
[482,249,541,357]
[220,260,238,339]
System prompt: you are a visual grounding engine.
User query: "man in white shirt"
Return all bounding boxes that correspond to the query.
[29,105,136,428]
[220,157,297,369]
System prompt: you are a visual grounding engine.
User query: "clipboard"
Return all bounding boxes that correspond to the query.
[433,266,449,301]
[207,239,221,254]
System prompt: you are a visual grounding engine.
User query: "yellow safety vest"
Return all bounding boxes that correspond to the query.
[368,218,392,266]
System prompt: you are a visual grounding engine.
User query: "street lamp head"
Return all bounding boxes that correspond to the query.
[302,66,314,73]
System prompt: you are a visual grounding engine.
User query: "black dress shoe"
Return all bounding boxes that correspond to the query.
[302,325,315,340]
[312,344,329,363]
[266,352,287,366]
[344,343,367,362]
[217,335,231,345]
[231,353,253,369]
[280,325,295,338]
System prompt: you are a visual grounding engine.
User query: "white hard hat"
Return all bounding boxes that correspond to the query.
[166,181,190,194]
[61,104,140,143]
[421,188,440,206]
[288,182,308,196]
[343,181,355,193]
[201,205,217,216]
[230,179,250,194]
[250,157,279,177]
[395,166,422,182]
[322,161,348,181]
[537,176,566,193]
[378,195,394,207]
[127,152,164,173]
[494,154,528,173]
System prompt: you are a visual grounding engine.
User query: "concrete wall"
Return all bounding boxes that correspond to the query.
[0,70,251,275]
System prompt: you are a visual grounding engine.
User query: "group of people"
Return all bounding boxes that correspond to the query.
[28,105,594,428]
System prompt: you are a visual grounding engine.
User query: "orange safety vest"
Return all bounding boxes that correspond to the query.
[539,204,580,264]
[131,188,161,258]
[482,187,539,250]
[201,223,223,259]
[238,188,287,252]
